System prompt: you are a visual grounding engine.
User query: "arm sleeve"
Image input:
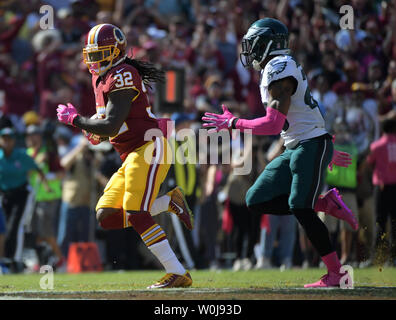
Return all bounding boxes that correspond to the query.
[235,107,286,136]
[0,16,26,42]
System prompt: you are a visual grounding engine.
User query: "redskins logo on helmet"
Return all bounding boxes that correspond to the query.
[83,24,127,76]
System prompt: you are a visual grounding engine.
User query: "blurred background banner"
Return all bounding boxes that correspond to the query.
[155,68,185,113]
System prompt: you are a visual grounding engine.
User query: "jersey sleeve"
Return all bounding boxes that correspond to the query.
[262,56,299,87]
[104,64,141,100]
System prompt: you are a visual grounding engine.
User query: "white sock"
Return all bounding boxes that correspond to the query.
[148,239,186,275]
[150,195,171,216]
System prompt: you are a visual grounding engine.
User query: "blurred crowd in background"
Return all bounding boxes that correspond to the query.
[1,0,396,274]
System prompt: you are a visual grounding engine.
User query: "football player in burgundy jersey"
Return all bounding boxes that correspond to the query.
[57,24,192,288]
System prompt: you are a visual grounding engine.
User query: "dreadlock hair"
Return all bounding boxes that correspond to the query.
[124,57,165,88]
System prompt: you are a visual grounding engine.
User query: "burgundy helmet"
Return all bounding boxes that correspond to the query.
[83,23,127,76]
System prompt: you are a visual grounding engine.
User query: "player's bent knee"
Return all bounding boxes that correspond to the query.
[246,189,268,214]
[247,193,292,216]
[96,208,125,230]
[96,208,119,223]
[245,187,269,208]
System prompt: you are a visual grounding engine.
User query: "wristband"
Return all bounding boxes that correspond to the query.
[231,117,239,129]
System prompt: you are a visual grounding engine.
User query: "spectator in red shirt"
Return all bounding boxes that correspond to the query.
[39,74,75,120]
[356,33,386,80]
[378,60,396,116]
[0,57,35,131]
[333,59,361,98]
[0,14,26,54]
[34,30,64,95]
[74,61,96,117]
[228,59,263,117]
[57,8,86,51]
[366,118,396,266]
[186,23,225,73]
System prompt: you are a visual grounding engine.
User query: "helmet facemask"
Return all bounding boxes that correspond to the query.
[240,25,290,71]
[83,44,121,76]
[240,37,255,69]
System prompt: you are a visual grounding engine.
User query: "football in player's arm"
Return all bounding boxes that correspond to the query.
[57,88,137,137]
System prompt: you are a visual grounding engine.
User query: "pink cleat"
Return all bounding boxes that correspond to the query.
[316,188,359,231]
[304,271,346,288]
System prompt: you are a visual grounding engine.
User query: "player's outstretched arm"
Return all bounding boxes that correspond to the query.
[233,76,296,134]
[201,77,296,135]
[65,88,138,137]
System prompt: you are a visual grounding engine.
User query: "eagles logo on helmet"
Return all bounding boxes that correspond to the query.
[83,23,127,76]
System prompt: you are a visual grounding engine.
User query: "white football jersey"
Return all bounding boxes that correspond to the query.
[260,55,327,149]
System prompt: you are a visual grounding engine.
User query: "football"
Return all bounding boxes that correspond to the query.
[82,114,103,145]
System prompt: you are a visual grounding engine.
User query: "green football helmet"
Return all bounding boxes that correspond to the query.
[240,18,290,70]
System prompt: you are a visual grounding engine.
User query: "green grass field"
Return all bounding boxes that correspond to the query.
[1,267,396,299]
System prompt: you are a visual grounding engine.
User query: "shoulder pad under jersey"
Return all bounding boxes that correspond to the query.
[262,55,298,87]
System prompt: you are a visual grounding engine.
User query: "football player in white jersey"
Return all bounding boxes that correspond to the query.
[202,18,357,288]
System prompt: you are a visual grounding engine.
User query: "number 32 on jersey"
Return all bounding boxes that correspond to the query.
[110,72,156,139]
[113,71,134,88]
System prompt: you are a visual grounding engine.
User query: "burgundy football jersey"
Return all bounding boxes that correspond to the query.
[92,62,159,161]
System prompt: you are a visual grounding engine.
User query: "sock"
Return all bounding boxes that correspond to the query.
[128,211,167,244]
[150,195,171,216]
[148,239,186,275]
[127,211,186,274]
[293,208,333,257]
[322,251,342,274]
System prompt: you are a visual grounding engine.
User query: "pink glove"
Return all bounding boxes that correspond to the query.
[202,105,237,133]
[329,149,352,171]
[82,129,101,145]
[329,136,352,171]
[57,103,79,126]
